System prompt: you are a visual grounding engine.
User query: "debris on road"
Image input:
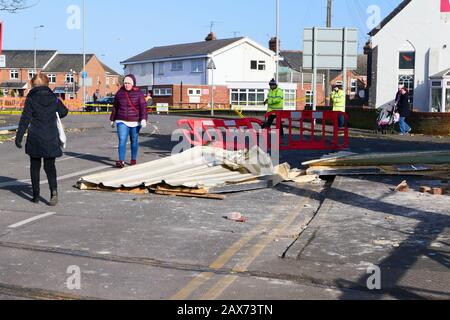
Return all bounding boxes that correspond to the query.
[224,212,246,223]
[394,180,409,192]
[303,150,450,179]
[77,146,298,199]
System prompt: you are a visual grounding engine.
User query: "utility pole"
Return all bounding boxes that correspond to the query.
[275,0,280,83]
[325,0,332,106]
[82,0,86,108]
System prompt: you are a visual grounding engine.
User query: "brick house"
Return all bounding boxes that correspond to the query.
[0,50,121,100]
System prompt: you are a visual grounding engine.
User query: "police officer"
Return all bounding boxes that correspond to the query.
[263,78,284,135]
[330,84,346,128]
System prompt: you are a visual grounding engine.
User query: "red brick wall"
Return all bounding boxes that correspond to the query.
[153,84,229,109]
[296,83,326,110]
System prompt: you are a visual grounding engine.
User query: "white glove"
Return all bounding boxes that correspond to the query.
[140,120,147,128]
[111,121,115,128]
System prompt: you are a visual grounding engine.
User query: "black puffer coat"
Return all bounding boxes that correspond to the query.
[16,86,69,158]
[396,93,411,118]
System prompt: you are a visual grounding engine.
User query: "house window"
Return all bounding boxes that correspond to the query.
[158,63,164,75]
[231,89,265,107]
[106,77,110,85]
[140,64,146,76]
[28,70,36,80]
[10,69,19,80]
[398,75,414,105]
[305,91,313,107]
[66,74,74,84]
[188,88,202,96]
[350,79,358,94]
[399,52,415,70]
[153,88,172,96]
[171,61,183,72]
[48,74,56,84]
[284,89,296,108]
[250,60,266,71]
[191,60,204,73]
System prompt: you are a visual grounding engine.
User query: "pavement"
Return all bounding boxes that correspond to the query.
[0,114,449,300]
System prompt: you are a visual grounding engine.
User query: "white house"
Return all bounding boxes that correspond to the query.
[368,0,450,112]
[121,36,298,111]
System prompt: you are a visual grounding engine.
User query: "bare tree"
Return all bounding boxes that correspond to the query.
[0,0,38,13]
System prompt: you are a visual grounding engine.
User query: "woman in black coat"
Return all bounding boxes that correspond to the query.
[396,87,412,135]
[15,74,69,205]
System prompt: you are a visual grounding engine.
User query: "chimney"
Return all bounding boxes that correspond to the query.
[205,32,217,41]
[269,37,280,53]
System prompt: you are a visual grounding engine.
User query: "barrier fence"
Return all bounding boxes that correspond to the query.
[177,111,349,151]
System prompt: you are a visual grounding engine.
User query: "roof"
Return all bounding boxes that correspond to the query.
[430,67,450,79]
[280,51,303,72]
[0,82,27,89]
[368,0,413,37]
[101,62,121,76]
[1,50,57,69]
[44,54,94,72]
[280,50,367,77]
[122,37,245,64]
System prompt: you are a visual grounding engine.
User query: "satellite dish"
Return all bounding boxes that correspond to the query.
[358,90,366,99]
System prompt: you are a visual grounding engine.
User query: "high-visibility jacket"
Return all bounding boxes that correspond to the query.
[267,87,284,112]
[331,89,346,112]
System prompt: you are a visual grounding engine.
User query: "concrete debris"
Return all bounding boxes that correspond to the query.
[394,180,409,192]
[224,212,246,223]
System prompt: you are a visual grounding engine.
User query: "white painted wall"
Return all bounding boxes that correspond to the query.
[124,63,154,87]
[208,41,276,85]
[371,0,450,111]
[154,59,206,86]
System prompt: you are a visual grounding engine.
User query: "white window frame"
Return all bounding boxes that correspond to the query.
[231,88,266,107]
[191,60,204,73]
[28,70,37,80]
[250,60,266,71]
[188,88,202,96]
[171,61,183,72]
[284,89,296,108]
[48,74,56,84]
[66,74,74,84]
[158,63,165,75]
[305,90,313,107]
[10,69,19,80]
[350,79,358,94]
[154,88,173,96]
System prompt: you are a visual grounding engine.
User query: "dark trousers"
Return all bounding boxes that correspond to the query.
[30,157,57,196]
[262,115,284,136]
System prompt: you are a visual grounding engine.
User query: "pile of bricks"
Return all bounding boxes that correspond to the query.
[419,181,449,196]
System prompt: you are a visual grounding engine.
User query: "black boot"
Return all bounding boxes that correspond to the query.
[32,191,40,204]
[49,190,58,207]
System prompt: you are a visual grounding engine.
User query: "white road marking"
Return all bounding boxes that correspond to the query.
[7,212,57,229]
[0,165,111,188]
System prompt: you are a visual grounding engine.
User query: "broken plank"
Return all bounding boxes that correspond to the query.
[155,190,225,200]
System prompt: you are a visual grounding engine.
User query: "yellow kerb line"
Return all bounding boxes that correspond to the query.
[201,191,312,300]
[169,215,276,300]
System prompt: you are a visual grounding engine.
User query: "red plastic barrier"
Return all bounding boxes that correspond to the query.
[177,118,263,150]
[264,111,349,150]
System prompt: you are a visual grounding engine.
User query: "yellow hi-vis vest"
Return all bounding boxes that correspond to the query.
[267,87,284,112]
[331,89,346,112]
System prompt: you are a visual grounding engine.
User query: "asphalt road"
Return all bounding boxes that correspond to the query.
[0,114,449,300]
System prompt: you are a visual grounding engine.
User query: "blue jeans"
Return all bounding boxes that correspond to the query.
[399,117,411,134]
[117,123,140,162]
[338,114,345,128]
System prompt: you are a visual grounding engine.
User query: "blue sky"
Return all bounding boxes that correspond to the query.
[1,0,403,73]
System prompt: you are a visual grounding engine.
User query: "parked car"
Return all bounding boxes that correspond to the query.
[84,97,114,112]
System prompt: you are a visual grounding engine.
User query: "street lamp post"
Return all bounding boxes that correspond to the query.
[82,0,86,109]
[275,0,280,83]
[207,58,217,116]
[34,25,44,73]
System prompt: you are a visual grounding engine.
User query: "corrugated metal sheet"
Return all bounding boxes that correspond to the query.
[78,146,277,190]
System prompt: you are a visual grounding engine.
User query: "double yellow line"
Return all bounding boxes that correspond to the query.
[171,191,312,300]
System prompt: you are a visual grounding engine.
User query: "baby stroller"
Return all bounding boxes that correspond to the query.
[375,103,399,134]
